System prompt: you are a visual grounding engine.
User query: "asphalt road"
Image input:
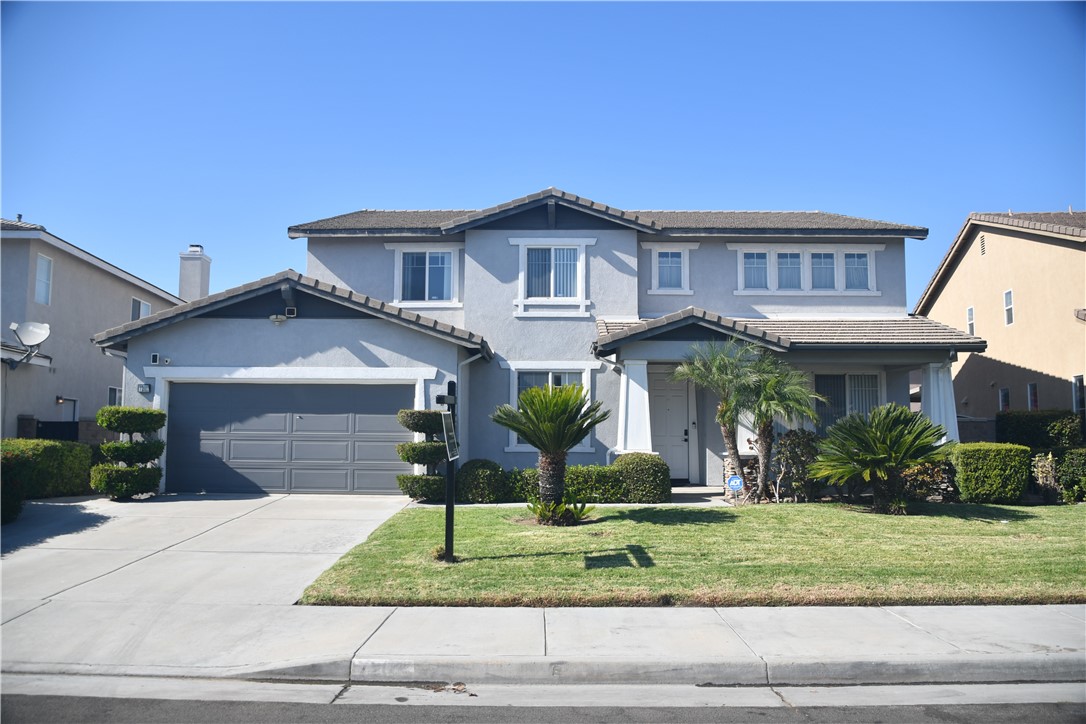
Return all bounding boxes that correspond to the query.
[4,696,1085,724]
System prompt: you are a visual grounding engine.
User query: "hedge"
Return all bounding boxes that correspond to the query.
[612,453,672,503]
[95,406,167,435]
[996,410,1082,449]
[396,410,445,438]
[2,473,24,524]
[1057,448,1086,503]
[455,459,512,503]
[90,466,161,499]
[395,441,449,467]
[396,474,446,501]
[565,465,626,502]
[1,439,93,500]
[98,440,165,467]
[951,442,1030,504]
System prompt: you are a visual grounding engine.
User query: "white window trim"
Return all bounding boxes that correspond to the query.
[35,253,53,306]
[1026,382,1039,411]
[813,370,886,431]
[498,360,603,453]
[132,297,151,320]
[509,237,595,317]
[727,244,883,296]
[384,242,464,309]
[1004,289,1014,326]
[966,306,975,336]
[108,386,122,406]
[998,387,1011,412]
[641,241,699,295]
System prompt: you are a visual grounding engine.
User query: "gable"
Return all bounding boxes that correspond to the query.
[471,202,643,232]
[200,288,370,320]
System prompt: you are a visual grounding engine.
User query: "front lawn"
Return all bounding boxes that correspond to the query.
[300,503,1086,607]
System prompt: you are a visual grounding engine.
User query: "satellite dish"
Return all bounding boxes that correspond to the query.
[6,321,50,370]
[10,321,51,347]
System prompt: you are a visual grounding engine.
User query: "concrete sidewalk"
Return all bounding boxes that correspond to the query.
[2,495,1084,687]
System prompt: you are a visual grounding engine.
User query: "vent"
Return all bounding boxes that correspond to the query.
[284,307,297,318]
[979,234,986,255]
[150,353,160,365]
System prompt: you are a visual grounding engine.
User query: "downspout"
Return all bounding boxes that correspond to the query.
[593,344,626,464]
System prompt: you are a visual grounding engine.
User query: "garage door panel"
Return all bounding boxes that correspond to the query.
[229,439,288,462]
[167,382,414,494]
[293,413,352,434]
[291,469,350,491]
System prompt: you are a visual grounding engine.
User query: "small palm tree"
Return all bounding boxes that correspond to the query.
[809,403,949,514]
[673,340,759,479]
[491,384,610,524]
[745,352,822,501]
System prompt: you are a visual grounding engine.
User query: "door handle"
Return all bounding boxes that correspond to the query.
[683,428,689,442]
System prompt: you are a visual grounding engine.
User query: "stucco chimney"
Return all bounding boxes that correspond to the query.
[179,244,211,302]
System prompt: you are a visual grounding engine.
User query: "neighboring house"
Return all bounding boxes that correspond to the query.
[914,211,1086,440]
[1,218,185,441]
[94,188,982,494]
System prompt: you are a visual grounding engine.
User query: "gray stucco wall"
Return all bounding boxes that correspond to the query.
[1,236,177,438]
[636,235,909,319]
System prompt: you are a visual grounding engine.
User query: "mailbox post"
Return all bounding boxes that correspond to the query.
[436,382,459,562]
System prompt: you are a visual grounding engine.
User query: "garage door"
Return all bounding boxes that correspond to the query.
[166,383,414,494]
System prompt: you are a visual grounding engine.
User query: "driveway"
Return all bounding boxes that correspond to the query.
[1,493,409,677]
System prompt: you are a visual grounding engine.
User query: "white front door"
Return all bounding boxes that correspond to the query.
[649,371,690,480]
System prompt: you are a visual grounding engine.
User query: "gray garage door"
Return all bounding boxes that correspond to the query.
[166,383,414,494]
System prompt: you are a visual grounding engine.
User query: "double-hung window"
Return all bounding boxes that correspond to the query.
[131,298,151,321]
[1004,290,1014,326]
[844,253,869,290]
[729,245,881,294]
[34,254,52,305]
[108,387,122,406]
[814,373,881,434]
[998,387,1011,412]
[811,253,836,290]
[386,243,462,307]
[642,242,698,295]
[1027,382,1039,411]
[966,307,975,336]
[776,253,802,290]
[744,252,769,289]
[500,360,603,451]
[510,237,595,316]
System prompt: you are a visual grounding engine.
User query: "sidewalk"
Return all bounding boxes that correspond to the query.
[2,494,1083,687]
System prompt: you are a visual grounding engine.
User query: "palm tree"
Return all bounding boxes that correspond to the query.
[809,402,949,514]
[491,384,610,523]
[745,352,822,501]
[672,340,759,479]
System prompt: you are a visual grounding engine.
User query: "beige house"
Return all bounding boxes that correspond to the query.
[914,211,1086,439]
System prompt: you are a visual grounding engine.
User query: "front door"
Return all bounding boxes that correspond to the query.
[649,371,690,480]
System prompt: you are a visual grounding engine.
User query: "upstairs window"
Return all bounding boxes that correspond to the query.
[811,253,836,290]
[34,254,52,305]
[510,237,595,317]
[642,242,698,295]
[1073,375,1084,414]
[998,387,1011,412]
[386,243,462,307]
[131,298,151,321]
[844,253,870,290]
[743,252,769,289]
[527,247,577,298]
[777,252,802,290]
[966,306,975,336]
[1027,382,1039,411]
[1004,289,1014,325]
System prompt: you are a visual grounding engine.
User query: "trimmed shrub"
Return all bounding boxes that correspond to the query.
[903,460,959,503]
[396,410,445,438]
[1,439,93,499]
[90,466,161,499]
[2,473,25,524]
[95,407,167,436]
[997,410,1079,449]
[98,440,165,467]
[951,442,1030,504]
[774,429,821,502]
[508,467,538,502]
[1057,448,1086,503]
[455,459,510,503]
[565,465,626,503]
[396,474,445,501]
[612,453,671,503]
[395,441,449,468]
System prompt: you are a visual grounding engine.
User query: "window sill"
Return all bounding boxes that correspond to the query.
[733,290,882,297]
[647,288,694,296]
[393,301,463,309]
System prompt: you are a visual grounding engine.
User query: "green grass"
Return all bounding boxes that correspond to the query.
[300,503,1086,607]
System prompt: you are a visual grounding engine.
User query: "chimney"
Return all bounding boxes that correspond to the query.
[179,244,211,302]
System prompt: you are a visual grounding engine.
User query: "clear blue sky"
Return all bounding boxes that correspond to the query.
[3,1,1083,309]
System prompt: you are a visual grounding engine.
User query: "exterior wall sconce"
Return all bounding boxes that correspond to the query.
[137,383,152,394]
[269,314,288,325]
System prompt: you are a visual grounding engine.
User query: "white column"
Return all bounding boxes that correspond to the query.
[921,362,960,442]
[623,360,653,452]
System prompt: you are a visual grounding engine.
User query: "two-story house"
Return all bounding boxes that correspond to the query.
[914,211,1085,440]
[1,218,184,442]
[93,189,983,494]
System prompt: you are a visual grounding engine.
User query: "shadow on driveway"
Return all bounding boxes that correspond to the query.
[1,500,111,555]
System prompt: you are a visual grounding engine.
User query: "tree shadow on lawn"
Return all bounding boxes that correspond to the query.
[593,508,735,526]
[465,544,655,567]
[903,502,1039,522]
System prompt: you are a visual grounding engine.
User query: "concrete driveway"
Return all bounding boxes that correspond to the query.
[1,493,409,678]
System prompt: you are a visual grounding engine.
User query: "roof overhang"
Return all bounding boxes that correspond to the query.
[439,188,662,234]
[593,308,792,355]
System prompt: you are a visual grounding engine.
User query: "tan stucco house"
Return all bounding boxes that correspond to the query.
[914,211,1086,439]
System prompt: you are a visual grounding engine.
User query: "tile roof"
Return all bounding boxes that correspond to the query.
[93,270,493,359]
[594,309,985,353]
[1,218,46,231]
[288,188,928,239]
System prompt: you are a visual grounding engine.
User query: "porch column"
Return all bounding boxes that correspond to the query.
[921,362,960,442]
[622,360,653,452]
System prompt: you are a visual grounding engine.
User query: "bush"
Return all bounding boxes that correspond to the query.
[1,439,93,499]
[564,465,626,503]
[997,410,1080,449]
[396,409,446,438]
[98,440,165,467]
[90,466,161,499]
[951,442,1030,504]
[508,467,538,502]
[95,406,167,436]
[903,460,959,503]
[612,453,671,503]
[396,474,446,501]
[1057,448,1086,503]
[395,441,449,468]
[1031,452,1061,504]
[455,459,511,503]
[2,473,25,524]
[774,429,821,502]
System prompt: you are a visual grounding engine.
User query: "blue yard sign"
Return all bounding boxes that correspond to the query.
[727,475,744,492]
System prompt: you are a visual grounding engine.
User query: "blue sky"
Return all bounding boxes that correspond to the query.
[3,1,1083,309]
